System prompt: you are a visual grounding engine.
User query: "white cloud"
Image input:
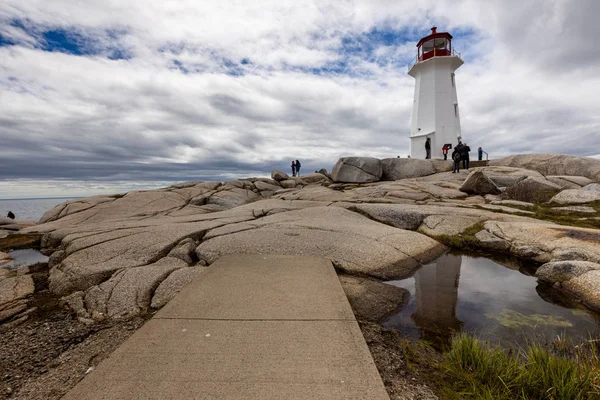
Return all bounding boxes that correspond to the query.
[0,0,599,197]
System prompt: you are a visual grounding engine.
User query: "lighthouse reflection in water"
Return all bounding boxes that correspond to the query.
[383,254,600,347]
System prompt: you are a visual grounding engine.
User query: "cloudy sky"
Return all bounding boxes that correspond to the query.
[1,0,599,198]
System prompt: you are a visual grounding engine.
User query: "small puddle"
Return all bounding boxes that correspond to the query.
[2,249,49,268]
[384,254,600,347]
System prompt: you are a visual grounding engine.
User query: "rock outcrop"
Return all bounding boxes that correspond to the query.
[10,155,599,323]
[381,158,437,180]
[459,170,501,195]
[505,177,562,203]
[550,189,600,205]
[331,157,382,183]
[490,154,600,182]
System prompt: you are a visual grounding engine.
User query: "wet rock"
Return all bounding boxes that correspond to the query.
[380,158,436,180]
[536,260,600,283]
[271,170,289,182]
[550,189,600,205]
[505,177,562,203]
[339,275,409,321]
[459,170,501,195]
[151,267,203,309]
[331,157,382,183]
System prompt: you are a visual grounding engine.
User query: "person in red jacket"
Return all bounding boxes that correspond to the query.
[442,144,449,160]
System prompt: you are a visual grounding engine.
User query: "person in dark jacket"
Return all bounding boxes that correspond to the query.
[425,138,431,159]
[478,147,483,161]
[291,160,296,177]
[451,147,461,173]
[7,211,15,219]
[460,143,471,169]
[295,159,301,176]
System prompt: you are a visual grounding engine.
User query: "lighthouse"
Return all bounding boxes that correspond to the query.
[408,27,464,159]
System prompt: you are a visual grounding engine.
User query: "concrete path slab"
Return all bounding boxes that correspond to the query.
[62,254,389,400]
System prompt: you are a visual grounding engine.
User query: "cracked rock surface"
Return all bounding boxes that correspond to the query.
[11,157,600,322]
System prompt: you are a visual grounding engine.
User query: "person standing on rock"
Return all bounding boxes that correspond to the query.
[291,160,296,177]
[461,142,471,170]
[478,147,483,161]
[295,159,301,176]
[442,144,449,160]
[452,147,461,173]
[425,138,431,159]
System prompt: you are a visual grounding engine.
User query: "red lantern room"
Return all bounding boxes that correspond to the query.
[416,26,453,62]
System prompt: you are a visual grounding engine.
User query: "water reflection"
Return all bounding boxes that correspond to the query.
[385,254,600,347]
[413,254,462,342]
[1,249,48,268]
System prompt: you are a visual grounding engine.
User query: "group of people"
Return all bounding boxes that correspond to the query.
[450,142,471,173]
[291,159,302,177]
[425,138,485,173]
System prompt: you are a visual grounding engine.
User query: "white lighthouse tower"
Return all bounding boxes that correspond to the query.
[408,27,464,159]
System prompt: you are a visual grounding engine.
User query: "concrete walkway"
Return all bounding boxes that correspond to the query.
[62,254,389,399]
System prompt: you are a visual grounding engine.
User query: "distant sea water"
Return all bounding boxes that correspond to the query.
[0,198,74,221]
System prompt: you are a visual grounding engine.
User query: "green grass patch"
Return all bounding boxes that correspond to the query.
[442,334,600,399]
[433,222,486,252]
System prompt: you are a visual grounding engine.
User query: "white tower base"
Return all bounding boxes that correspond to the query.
[408,55,463,159]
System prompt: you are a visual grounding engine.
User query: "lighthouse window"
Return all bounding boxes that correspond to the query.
[434,38,448,50]
[423,40,434,53]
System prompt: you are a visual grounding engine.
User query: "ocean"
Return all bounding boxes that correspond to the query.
[0,198,73,222]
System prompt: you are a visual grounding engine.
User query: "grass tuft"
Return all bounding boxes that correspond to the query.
[443,333,600,399]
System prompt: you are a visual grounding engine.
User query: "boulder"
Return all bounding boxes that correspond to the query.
[547,176,591,189]
[207,188,261,208]
[280,179,297,189]
[459,170,501,195]
[536,260,600,283]
[271,170,289,182]
[339,275,409,321]
[504,177,562,203]
[480,221,600,263]
[331,157,382,183]
[473,166,544,188]
[583,183,600,192]
[550,189,600,205]
[563,270,600,311]
[253,181,282,192]
[296,173,331,185]
[380,158,436,180]
[490,154,600,182]
[352,204,427,230]
[0,275,35,306]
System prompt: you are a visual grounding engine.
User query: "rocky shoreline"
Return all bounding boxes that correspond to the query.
[1,153,599,399]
